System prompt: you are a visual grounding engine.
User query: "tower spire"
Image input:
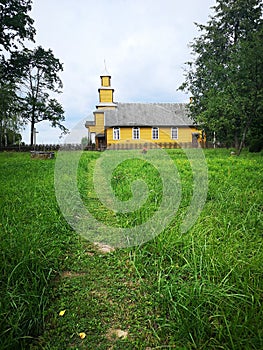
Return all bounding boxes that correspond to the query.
[104,59,107,72]
[102,59,110,76]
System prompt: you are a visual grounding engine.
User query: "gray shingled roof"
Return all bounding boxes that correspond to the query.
[104,103,193,127]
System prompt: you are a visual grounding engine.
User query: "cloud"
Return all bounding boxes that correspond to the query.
[21,0,216,144]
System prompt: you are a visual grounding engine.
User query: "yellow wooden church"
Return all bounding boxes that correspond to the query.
[85,71,204,150]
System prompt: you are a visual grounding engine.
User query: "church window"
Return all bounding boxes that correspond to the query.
[132,127,140,140]
[152,127,159,140]
[113,127,120,140]
[171,127,178,140]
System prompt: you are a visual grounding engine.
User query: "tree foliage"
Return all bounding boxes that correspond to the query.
[0,0,35,51]
[180,0,263,153]
[0,1,67,146]
[0,57,22,146]
[9,46,67,145]
[0,0,35,145]
[0,78,21,146]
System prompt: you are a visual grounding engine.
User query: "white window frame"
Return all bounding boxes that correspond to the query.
[132,127,140,140]
[152,127,159,140]
[90,132,96,144]
[113,127,120,140]
[171,127,178,140]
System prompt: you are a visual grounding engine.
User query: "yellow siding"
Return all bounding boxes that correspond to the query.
[88,112,105,134]
[106,126,200,144]
[100,89,113,103]
[101,76,110,87]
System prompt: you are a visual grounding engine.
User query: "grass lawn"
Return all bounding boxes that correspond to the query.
[0,149,262,349]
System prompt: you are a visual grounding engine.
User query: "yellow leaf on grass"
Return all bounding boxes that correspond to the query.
[79,332,86,339]
[59,310,66,316]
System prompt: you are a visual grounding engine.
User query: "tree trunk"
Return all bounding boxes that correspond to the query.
[237,120,251,156]
[234,131,239,149]
[0,122,3,148]
[30,118,35,146]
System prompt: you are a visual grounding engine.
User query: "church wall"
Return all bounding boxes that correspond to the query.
[88,112,105,134]
[106,126,201,144]
[99,90,113,103]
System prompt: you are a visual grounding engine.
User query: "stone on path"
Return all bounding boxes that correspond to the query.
[94,242,115,254]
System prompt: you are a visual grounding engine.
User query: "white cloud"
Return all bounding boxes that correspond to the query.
[21,0,216,144]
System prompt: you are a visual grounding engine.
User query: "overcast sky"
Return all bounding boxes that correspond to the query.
[22,0,216,144]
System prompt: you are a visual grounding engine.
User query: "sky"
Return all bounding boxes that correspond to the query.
[21,0,216,144]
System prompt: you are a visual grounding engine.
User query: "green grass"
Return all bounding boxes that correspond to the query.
[0,152,87,349]
[0,149,262,349]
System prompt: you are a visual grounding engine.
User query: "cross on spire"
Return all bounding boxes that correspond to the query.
[102,59,110,75]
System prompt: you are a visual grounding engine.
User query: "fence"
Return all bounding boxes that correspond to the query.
[0,144,85,152]
[106,141,206,150]
[1,141,210,153]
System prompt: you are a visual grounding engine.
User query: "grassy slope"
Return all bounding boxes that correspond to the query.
[0,153,81,349]
[0,150,262,349]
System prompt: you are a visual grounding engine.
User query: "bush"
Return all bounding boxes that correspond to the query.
[248,137,263,152]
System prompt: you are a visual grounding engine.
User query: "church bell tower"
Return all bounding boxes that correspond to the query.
[96,65,117,109]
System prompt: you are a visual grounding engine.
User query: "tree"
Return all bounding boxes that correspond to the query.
[0,0,36,145]
[0,58,22,147]
[0,0,35,52]
[81,136,89,148]
[179,0,263,153]
[9,46,68,145]
[0,80,21,147]
[0,127,22,147]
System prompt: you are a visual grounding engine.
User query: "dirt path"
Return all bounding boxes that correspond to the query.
[37,241,160,350]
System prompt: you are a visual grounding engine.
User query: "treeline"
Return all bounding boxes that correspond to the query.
[0,0,68,147]
[179,0,263,154]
